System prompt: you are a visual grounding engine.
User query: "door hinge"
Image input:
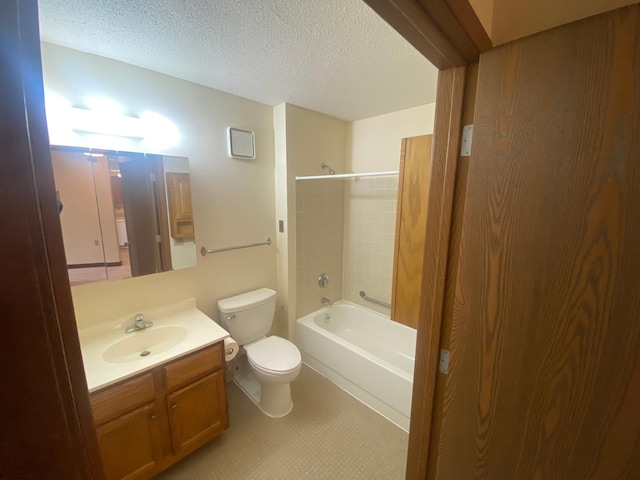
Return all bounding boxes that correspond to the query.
[439,349,450,374]
[155,235,161,243]
[149,172,156,182]
[460,125,473,157]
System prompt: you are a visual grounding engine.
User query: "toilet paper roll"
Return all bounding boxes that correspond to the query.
[224,337,239,362]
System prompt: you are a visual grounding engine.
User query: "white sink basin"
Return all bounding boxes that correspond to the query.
[103,326,189,364]
[80,299,230,392]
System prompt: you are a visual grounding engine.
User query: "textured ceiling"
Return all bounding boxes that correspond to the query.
[38,0,438,121]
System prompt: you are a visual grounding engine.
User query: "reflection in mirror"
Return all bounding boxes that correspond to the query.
[50,146,196,286]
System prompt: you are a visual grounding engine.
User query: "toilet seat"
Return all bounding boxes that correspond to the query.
[245,336,301,374]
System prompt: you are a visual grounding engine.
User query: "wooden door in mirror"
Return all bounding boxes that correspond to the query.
[166,172,195,239]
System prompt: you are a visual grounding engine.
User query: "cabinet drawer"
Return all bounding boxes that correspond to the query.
[91,373,155,426]
[163,343,223,391]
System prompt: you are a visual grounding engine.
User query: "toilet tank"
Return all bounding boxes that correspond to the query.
[217,288,277,345]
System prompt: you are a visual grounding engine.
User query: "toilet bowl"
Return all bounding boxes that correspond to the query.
[218,288,302,417]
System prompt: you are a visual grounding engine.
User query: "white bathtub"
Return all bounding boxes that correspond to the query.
[296,301,416,431]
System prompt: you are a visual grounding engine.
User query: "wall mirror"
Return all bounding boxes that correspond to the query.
[51,146,197,286]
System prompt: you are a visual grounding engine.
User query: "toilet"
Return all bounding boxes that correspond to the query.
[218,288,301,417]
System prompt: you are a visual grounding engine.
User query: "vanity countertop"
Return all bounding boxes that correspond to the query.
[78,298,229,393]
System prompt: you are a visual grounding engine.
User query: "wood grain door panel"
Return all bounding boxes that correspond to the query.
[0,0,104,477]
[430,5,640,479]
[167,371,228,455]
[392,134,432,329]
[95,403,162,480]
[120,156,158,277]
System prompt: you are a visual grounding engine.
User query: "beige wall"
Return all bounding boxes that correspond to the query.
[273,104,292,339]
[42,43,276,329]
[343,104,435,314]
[346,104,435,172]
[273,104,347,335]
[470,0,637,46]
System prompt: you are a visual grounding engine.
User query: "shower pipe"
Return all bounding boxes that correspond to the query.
[295,171,399,181]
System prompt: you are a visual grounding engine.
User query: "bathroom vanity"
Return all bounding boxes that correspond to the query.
[79,299,230,480]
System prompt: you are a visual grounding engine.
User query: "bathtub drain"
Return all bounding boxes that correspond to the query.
[323,313,331,323]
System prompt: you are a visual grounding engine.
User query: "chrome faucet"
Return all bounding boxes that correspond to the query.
[321,296,333,306]
[125,313,154,333]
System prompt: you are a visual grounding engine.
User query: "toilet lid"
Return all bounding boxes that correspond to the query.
[246,336,301,373]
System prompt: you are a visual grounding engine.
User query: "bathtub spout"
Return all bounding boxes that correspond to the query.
[321,296,333,306]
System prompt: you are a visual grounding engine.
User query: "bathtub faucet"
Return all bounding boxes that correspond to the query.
[321,296,333,306]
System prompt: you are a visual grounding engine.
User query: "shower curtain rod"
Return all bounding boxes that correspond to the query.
[295,170,399,181]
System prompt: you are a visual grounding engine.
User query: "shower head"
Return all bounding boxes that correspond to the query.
[321,162,336,175]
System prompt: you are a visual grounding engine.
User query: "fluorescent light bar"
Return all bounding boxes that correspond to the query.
[70,107,146,139]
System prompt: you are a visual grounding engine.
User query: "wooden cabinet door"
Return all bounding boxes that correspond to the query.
[167,173,192,221]
[428,6,640,479]
[95,403,162,480]
[166,371,228,455]
[166,172,194,238]
[391,134,432,329]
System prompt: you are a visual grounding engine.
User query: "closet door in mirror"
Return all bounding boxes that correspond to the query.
[50,147,109,285]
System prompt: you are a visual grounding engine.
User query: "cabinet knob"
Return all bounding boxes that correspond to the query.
[150,415,157,421]
[171,404,178,410]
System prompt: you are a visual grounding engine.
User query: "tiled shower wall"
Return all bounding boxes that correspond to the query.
[343,176,398,315]
[294,106,435,321]
[296,179,345,318]
[296,176,398,318]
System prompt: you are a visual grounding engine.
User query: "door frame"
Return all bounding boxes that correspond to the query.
[4,0,487,478]
[363,2,489,478]
[1,0,104,477]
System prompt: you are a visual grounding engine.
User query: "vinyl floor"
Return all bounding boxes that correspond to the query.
[156,364,408,479]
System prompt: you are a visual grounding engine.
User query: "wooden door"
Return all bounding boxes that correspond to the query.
[95,403,162,480]
[147,154,172,272]
[391,134,432,329]
[166,371,227,455]
[0,0,104,477]
[120,155,158,277]
[429,6,640,478]
[166,172,195,238]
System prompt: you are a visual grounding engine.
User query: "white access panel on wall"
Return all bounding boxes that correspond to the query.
[227,127,255,159]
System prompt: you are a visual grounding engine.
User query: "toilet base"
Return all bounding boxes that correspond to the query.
[233,357,294,418]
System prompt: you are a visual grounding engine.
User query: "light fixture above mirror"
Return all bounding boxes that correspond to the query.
[44,91,181,152]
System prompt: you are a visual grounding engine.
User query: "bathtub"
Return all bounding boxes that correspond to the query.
[296,301,416,431]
